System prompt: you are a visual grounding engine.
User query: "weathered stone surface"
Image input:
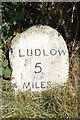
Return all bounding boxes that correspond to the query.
[9,25,69,92]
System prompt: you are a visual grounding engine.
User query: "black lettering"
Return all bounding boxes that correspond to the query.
[27,49,33,56]
[34,63,42,73]
[19,49,25,57]
[32,82,34,88]
[58,50,66,56]
[50,49,57,56]
[23,82,30,89]
[41,81,45,88]
[35,82,40,88]
[43,49,49,56]
[35,49,41,56]
[47,81,51,88]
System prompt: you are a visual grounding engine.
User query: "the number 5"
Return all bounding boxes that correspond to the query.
[34,63,42,73]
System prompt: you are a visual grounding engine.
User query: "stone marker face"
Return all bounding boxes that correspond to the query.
[9,25,69,92]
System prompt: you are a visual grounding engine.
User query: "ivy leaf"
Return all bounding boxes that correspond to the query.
[2,59,8,68]
[0,61,2,67]
[0,49,4,56]
[0,67,2,76]
[2,67,11,78]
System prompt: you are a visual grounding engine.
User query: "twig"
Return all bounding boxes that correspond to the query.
[58,4,69,39]
[69,3,76,34]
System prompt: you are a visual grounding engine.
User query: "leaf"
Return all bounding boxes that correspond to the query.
[1,33,7,43]
[0,61,2,67]
[0,49,4,56]
[2,59,8,68]
[0,67,2,76]
[2,67,11,78]
[13,21,17,25]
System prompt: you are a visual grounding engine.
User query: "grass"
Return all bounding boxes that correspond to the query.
[0,79,79,119]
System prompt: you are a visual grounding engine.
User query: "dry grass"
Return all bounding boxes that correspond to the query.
[0,80,79,119]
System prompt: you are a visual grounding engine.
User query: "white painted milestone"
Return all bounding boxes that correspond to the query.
[9,25,69,92]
